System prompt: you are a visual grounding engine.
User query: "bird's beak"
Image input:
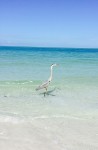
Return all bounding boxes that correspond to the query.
[56,64,59,66]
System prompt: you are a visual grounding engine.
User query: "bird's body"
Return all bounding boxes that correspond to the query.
[36,64,57,95]
[36,80,50,91]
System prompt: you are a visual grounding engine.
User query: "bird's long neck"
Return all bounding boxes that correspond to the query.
[48,66,53,82]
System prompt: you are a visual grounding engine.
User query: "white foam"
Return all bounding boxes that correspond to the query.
[0,114,81,124]
[0,115,25,124]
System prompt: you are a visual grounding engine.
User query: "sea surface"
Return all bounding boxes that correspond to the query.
[0,46,98,121]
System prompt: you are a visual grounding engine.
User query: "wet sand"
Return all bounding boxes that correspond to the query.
[0,117,98,150]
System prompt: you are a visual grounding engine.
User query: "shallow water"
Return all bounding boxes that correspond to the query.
[0,46,98,121]
[0,46,98,150]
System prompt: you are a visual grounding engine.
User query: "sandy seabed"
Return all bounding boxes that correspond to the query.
[0,117,98,150]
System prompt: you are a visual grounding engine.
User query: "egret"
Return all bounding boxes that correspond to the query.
[36,64,57,96]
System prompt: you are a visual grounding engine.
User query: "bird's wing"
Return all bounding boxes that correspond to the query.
[36,80,50,91]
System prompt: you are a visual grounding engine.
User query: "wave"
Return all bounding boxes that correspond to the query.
[0,113,97,124]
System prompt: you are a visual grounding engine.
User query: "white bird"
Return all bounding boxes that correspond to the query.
[36,64,57,96]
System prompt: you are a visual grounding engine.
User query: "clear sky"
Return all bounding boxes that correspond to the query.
[0,0,98,48]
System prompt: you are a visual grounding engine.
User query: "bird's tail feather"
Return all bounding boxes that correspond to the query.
[35,87,40,91]
[35,86,42,91]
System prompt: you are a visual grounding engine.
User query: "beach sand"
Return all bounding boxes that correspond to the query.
[0,117,98,150]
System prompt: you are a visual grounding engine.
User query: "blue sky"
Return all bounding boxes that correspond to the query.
[0,0,98,48]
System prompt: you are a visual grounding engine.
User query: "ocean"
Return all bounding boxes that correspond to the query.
[0,46,98,150]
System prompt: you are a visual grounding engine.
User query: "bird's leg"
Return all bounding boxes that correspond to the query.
[44,88,47,97]
[45,88,47,95]
[44,92,45,97]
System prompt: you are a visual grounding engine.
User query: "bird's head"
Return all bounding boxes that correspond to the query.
[51,63,58,67]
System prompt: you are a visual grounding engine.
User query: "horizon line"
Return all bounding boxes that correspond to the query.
[0,45,98,49]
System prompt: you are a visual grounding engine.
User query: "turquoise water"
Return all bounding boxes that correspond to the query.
[0,46,98,121]
[0,46,98,81]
